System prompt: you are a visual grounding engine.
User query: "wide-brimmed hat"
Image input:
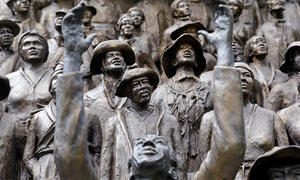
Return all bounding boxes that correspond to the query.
[0,16,20,37]
[0,76,10,101]
[170,22,206,40]
[86,5,97,16]
[56,8,69,16]
[116,68,159,97]
[90,40,135,74]
[280,41,300,73]
[248,146,300,180]
[161,33,206,78]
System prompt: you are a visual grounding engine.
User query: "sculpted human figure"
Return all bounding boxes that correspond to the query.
[266,41,300,112]
[189,0,214,31]
[284,0,300,33]
[199,62,289,180]
[128,7,160,64]
[152,32,213,172]
[100,67,185,180]
[0,77,27,180]
[117,14,159,74]
[55,2,245,180]
[39,0,74,39]
[6,31,53,120]
[23,63,101,179]
[84,40,135,129]
[7,0,47,39]
[245,36,288,107]
[256,0,300,69]
[248,146,300,180]
[0,17,21,75]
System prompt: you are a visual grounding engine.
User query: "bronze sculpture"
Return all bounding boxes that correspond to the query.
[248,146,300,180]
[100,67,185,180]
[84,40,135,129]
[244,36,288,107]
[55,2,246,180]
[116,14,159,74]
[267,41,300,112]
[199,62,289,180]
[0,16,21,76]
[152,33,213,172]
[256,0,300,69]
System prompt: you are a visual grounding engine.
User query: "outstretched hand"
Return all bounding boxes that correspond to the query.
[62,1,97,72]
[198,3,234,66]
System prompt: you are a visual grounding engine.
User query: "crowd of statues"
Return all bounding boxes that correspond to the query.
[1,0,300,179]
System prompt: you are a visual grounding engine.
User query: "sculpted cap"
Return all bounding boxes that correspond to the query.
[0,16,20,37]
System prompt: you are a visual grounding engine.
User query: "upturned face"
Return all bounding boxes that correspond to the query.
[120,17,134,36]
[21,35,46,64]
[292,50,300,72]
[0,27,14,47]
[267,164,300,180]
[14,0,30,14]
[101,51,126,74]
[174,43,197,67]
[251,37,268,57]
[132,136,170,172]
[129,76,153,106]
[82,10,93,24]
[228,0,243,18]
[174,1,191,19]
[55,13,66,31]
[129,10,144,28]
[237,66,254,96]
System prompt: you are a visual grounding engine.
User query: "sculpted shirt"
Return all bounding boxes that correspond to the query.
[6,67,53,120]
[152,74,213,172]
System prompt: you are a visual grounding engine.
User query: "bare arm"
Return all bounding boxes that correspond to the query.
[55,2,97,180]
[195,3,245,180]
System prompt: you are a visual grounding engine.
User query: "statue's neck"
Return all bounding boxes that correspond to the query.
[252,56,267,65]
[130,100,150,115]
[15,12,29,21]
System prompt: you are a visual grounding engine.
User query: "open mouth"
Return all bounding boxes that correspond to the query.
[183,51,192,58]
[112,59,122,65]
[29,50,38,56]
[141,147,157,155]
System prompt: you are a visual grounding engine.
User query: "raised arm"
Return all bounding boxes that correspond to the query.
[195,4,245,180]
[55,2,97,180]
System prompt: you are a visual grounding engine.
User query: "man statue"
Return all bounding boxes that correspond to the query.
[128,7,160,65]
[23,63,101,179]
[248,146,300,180]
[267,41,300,112]
[256,0,300,69]
[244,36,288,107]
[116,14,159,74]
[84,40,135,129]
[0,16,21,75]
[152,33,213,172]
[100,67,185,180]
[55,2,245,180]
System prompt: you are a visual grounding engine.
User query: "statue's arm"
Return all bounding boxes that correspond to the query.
[273,114,289,146]
[55,2,97,180]
[195,3,245,180]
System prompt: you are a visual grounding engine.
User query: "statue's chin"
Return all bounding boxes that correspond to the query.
[133,155,169,177]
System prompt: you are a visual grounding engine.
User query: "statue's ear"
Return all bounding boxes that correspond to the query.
[173,10,178,18]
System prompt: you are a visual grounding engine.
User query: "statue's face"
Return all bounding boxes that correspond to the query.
[251,37,267,57]
[0,27,14,47]
[174,43,197,67]
[21,35,46,64]
[120,17,134,36]
[132,136,170,172]
[237,67,254,96]
[228,0,242,18]
[14,0,30,14]
[268,0,285,11]
[129,76,153,106]
[55,13,65,30]
[129,10,144,28]
[292,50,300,71]
[101,51,126,73]
[174,1,191,18]
[267,164,300,180]
[82,10,93,24]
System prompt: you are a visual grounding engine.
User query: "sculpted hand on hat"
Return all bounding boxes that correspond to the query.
[198,3,234,67]
[62,1,97,73]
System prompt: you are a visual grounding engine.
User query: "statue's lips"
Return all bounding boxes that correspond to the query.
[29,50,38,55]
[112,59,122,65]
[3,37,12,42]
[183,52,192,58]
[141,147,157,155]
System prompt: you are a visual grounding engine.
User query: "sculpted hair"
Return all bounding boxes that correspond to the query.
[18,31,49,63]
